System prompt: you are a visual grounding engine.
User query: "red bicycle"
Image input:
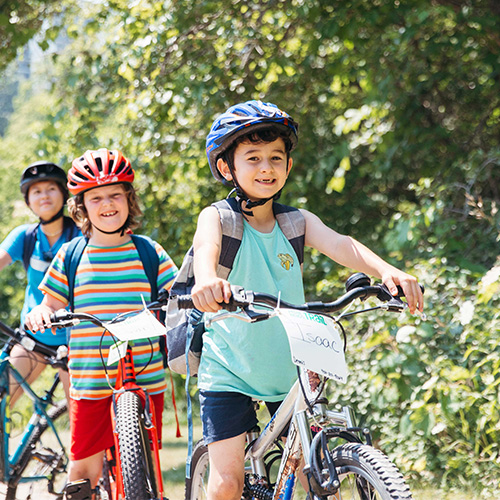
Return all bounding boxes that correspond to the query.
[50,296,168,500]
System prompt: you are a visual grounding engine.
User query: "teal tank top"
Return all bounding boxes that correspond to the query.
[198,220,305,401]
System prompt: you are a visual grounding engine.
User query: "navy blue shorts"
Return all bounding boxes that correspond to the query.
[199,390,282,445]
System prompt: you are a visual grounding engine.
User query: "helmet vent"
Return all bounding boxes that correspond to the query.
[73,171,88,181]
[95,157,103,172]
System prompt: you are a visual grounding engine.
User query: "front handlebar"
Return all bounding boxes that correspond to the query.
[0,320,67,370]
[171,275,422,315]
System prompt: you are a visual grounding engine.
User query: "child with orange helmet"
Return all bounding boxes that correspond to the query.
[26,148,178,496]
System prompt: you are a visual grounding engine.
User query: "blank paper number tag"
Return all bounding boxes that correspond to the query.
[108,340,128,366]
[278,309,348,383]
[105,309,166,342]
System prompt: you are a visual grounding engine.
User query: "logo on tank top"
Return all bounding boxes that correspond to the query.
[277,253,294,271]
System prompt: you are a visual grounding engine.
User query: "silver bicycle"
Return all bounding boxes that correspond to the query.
[180,272,420,500]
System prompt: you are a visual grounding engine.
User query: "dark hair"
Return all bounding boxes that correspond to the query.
[67,183,142,237]
[221,126,295,167]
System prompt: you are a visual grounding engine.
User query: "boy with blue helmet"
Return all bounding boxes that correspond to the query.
[191,100,424,500]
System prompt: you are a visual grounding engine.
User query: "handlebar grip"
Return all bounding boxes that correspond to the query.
[174,285,247,312]
[176,295,195,310]
[395,284,425,297]
[49,309,73,324]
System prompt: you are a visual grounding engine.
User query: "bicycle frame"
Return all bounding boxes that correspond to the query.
[244,371,361,500]
[183,279,419,500]
[107,343,164,500]
[0,338,67,486]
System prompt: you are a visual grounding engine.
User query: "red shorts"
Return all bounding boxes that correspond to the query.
[69,392,164,461]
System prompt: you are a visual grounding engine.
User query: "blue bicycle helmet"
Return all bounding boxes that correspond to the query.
[206,100,299,183]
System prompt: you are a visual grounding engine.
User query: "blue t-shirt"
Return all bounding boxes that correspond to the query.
[0,223,81,345]
[198,221,305,401]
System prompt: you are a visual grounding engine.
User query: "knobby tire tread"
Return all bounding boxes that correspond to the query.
[331,443,413,500]
[115,391,157,500]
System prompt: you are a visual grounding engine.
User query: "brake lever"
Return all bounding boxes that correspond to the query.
[49,309,80,327]
[377,284,407,313]
[384,298,407,313]
[204,304,271,327]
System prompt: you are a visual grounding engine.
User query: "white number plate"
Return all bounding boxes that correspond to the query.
[105,309,166,341]
[278,309,348,383]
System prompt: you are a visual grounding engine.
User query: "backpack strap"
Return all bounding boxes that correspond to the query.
[63,236,88,312]
[131,234,159,301]
[63,235,160,312]
[212,198,244,280]
[63,216,79,241]
[22,223,40,271]
[212,198,306,272]
[23,217,79,272]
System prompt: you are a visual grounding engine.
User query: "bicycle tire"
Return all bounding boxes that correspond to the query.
[185,439,210,500]
[327,443,413,500]
[115,391,159,500]
[5,399,69,500]
[185,439,281,500]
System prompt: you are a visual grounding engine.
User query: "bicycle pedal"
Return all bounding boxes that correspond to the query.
[64,478,94,500]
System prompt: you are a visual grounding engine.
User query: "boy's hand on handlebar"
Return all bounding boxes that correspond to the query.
[191,278,232,312]
[381,271,424,315]
[25,304,57,334]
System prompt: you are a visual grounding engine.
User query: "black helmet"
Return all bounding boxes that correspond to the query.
[20,161,69,202]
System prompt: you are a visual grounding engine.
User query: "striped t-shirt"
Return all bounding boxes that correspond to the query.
[40,238,178,400]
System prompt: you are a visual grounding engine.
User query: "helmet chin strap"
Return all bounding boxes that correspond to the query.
[39,207,65,225]
[92,220,129,237]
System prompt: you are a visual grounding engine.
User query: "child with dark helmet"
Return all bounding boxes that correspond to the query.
[0,162,79,404]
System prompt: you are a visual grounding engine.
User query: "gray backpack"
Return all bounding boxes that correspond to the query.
[165,197,306,375]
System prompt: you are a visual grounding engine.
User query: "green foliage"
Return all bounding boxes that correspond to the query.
[328,258,500,493]
[0,0,63,71]
[0,83,61,325]
[0,0,499,493]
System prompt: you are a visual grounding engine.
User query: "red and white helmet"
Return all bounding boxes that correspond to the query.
[67,148,135,195]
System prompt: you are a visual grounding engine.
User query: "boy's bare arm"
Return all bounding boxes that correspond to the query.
[25,294,66,333]
[301,209,424,314]
[192,206,232,312]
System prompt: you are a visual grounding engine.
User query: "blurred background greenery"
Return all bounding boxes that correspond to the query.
[1,0,499,495]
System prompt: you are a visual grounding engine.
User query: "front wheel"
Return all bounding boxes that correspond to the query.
[6,399,69,500]
[115,391,159,500]
[325,443,413,500]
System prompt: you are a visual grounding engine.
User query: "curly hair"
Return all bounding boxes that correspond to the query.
[67,183,142,237]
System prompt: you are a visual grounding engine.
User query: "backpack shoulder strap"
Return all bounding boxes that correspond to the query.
[63,236,88,311]
[273,202,306,266]
[131,234,160,301]
[212,198,244,280]
[63,216,78,240]
[22,223,40,271]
